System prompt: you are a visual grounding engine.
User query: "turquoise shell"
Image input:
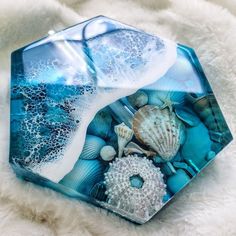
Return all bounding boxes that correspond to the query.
[59,159,106,194]
[175,106,200,127]
[190,94,233,146]
[181,122,212,169]
[90,181,107,201]
[80,135,106,160]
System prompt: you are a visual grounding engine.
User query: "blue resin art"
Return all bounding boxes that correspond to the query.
[10,16,233,224]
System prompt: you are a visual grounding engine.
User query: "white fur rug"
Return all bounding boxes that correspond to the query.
[0,0,236,235]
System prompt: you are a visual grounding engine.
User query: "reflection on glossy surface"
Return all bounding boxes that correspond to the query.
[11,16,177,182]
[10,16,233,224]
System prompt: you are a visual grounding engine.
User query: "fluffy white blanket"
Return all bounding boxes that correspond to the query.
[0,0,236,235]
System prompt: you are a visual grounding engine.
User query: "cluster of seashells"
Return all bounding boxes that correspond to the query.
[61,88,230,222]
[79,89,187,164]
[67,89,186,220]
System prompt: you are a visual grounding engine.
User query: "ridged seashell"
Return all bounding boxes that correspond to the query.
[123,142,156,157]
[114,122,134,158]
[132,105,184,161]
[80,135,106,160]
[90,181,107,201]
[87,108,112,138]
[102,155,166,224]
[188,93,233,145]
[127,90,148,108]
[175,106,200,127]
[100,145,116,161]
[59,159,105,194]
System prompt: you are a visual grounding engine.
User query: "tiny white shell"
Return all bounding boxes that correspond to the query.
[100,145,117,161]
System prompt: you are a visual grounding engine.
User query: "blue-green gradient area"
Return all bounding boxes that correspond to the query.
[10,16,233,224]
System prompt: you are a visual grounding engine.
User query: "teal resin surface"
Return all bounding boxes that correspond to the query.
[10,16,233,224]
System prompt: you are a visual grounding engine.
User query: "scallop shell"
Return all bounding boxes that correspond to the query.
[123,142,156,157]
[80,135,106,160]
[114,122,134,158]
[59,159,105,194]
[102,155,166,223]
[189,93,232,145]
[127,90,148,108]
[87,108,112,139]
[100,145,116,161]
[132,105,183,161]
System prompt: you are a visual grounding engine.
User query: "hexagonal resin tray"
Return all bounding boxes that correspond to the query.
[10,16,233,224]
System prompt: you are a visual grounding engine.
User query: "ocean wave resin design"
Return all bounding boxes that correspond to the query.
[10,16,176,182]
[10,16,233,224]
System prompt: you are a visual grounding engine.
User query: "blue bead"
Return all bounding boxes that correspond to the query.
[167,169,191,194]
[181,122,212,169]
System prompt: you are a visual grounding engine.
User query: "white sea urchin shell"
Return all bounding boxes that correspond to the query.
[102,155,166,223]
